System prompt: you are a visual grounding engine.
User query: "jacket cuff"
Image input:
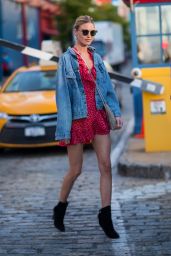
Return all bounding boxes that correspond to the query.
[55,132,70,141]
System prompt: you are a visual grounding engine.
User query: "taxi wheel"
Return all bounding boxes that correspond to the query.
[0,148,4,154]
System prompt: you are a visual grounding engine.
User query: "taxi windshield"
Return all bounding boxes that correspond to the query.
[4,70,56,92]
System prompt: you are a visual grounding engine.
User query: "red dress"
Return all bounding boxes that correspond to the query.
[59,49,110,146]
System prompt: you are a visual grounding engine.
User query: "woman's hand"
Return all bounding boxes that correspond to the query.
[115,116,123,129]
[57,139,70,145]
[62,139,70,144]
[65,139,70,144]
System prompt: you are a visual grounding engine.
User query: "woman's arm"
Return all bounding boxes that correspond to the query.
[55,56,72,141]
[101,60,121,117]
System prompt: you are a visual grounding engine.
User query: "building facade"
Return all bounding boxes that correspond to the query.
[0,0,59,77]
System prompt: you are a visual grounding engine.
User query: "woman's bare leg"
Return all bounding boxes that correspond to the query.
[92,134,119,239]
[92,134,112,208]
[53,144,83,232]
[59,143,83,202]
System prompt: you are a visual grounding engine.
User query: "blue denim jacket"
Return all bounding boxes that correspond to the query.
[55,47,121,141]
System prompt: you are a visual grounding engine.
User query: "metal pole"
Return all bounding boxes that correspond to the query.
[130,0,134,12]
[21,2,28,66]
[0,0,3,82]
[38,7,42,48]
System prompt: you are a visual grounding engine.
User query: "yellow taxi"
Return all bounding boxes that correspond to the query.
[0,65,58,148]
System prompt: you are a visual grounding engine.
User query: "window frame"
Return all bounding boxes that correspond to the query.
[131,2,171,67]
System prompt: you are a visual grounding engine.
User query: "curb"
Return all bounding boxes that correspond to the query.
[117,137,171,180]
[118,160,171,180]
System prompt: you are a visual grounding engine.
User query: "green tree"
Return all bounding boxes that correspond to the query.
[55,0,130,51]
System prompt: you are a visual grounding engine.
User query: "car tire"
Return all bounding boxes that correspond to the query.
[0,148,4,154]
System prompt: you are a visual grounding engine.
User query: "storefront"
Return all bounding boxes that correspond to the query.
[0,0,59,77]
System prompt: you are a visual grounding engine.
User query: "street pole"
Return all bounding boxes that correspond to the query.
[0,0,3,82]
[130,0,134,12]
[21,2,28,66]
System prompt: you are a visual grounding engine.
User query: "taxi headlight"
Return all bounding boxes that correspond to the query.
[0,112,9,120]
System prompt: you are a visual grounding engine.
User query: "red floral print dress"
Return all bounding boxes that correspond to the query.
[59,49,110,146]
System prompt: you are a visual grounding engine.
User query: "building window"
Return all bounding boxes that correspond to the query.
[135,4,171,65]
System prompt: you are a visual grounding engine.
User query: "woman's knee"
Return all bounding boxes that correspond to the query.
[68,166,82,180]
[99,160,111,175]
[67,144,83,180]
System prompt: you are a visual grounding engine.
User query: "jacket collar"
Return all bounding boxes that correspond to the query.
[67,46,95,57]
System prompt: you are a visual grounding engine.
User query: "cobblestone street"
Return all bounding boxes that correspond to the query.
[1,134,171,255]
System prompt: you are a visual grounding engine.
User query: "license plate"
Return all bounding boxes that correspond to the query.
[24,127,45,137]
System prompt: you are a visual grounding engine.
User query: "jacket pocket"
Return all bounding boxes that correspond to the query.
[97,63,107,82]
[66,70,76,79]
[98,63,105,73]
[66,70,78,88]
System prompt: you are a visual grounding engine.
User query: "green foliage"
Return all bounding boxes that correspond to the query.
[55,0,130,50]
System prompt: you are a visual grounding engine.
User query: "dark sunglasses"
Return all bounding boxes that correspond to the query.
[80,29,97,37]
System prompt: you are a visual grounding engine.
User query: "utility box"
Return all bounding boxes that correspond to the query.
[142,68,171,151]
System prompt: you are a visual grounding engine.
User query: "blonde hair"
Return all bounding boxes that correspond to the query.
[73,15,94,30]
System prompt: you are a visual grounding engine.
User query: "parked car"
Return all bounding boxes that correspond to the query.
[0,65,58,148]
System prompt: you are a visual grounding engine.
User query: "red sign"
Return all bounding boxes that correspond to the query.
[123,0,171,5]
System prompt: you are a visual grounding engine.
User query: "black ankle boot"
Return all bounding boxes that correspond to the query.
[98,205,120,239]
[53,201,68,232]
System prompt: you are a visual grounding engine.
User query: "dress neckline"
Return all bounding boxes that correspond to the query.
[72,47,94,71]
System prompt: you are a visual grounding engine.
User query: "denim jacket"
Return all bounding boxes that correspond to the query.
[55,47,121,141]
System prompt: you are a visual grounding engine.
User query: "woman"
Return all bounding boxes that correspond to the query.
[53,15,123,239]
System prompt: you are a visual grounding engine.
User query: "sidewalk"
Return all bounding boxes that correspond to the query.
[113,136,171,256]
[118,137,171,179]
